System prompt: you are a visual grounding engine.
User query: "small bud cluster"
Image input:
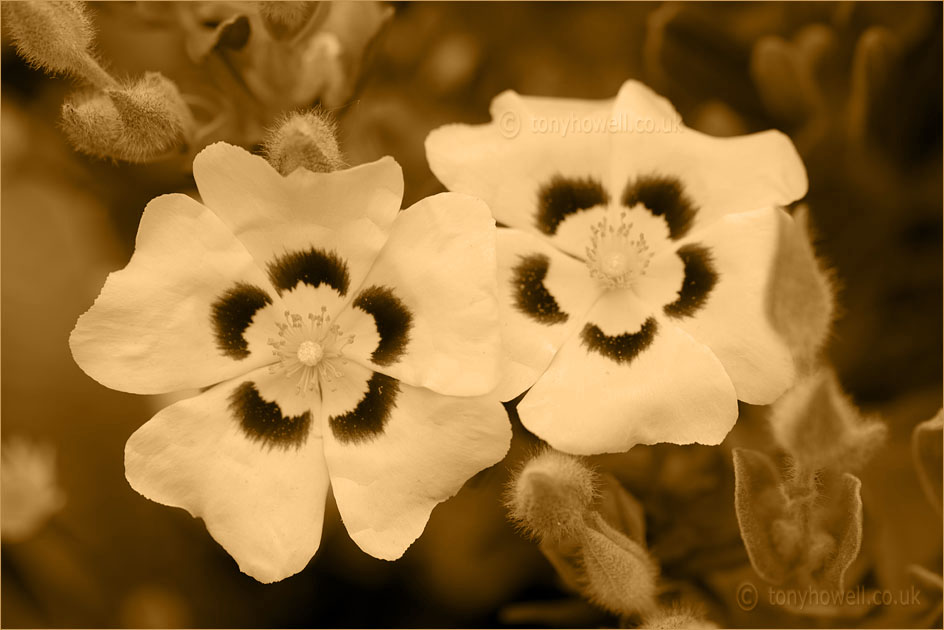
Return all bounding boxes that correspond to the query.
[61,73,194,163]
[3,1,196,163]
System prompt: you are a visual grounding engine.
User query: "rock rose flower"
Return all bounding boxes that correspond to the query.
[70,143,510,582]
[426,80,810,454]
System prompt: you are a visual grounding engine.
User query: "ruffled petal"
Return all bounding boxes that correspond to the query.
[70,193,280,394]
[657,207,797,404]
[125,367,326,583]
[193,143,400,296]
[493,228,602,401]
[425,90,612,238]
[321,361,511,559]
[336,193,502,397]
[608,81,808,232]
[518,290,738,455]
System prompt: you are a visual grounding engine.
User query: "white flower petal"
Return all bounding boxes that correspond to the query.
[519,290,738,455]
[425,91,612,236]
[193,142,400,296]
[609,81,808,233]
[125,367,327,583]
[321,361,510,559]
[661,207,797,404]
[493,227,602,401]
[336,193,502,397]
[70,193,280,394]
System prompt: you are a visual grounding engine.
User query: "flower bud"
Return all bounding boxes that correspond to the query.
[3,1,115,87]
[60,90,123,159]
[107,72,194,156]
[848,27,897,143]
[750,35,820,125]
[263,110,344,176]
[61,73,193,163]
[4,1,91,73]
[257,1,319,39]
[642,604,717,629]
[769,366,887,471]
[580,514,659,617]
[505,449,597,541]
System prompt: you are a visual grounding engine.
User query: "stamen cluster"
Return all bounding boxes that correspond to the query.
[585,211,653,289]
[267,307,355,395]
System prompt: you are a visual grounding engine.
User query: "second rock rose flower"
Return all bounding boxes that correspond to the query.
[70,143,510,582]
[426,80,812,455]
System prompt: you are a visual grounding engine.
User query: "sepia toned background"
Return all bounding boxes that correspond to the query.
[2,2,941,627]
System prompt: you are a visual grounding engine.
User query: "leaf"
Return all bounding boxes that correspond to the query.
[595,472,647,546]
[766,205,835,374]
[769,366,887,472]
[732,448,793,584]
[913,410,943,514]
[807,473,863,592]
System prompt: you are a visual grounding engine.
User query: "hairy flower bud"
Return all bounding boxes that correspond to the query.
[642,604,718,629]
[580,514,659,617]
[61,73,193,163]
[60,90,123,158]
[506,449,597,541]
[263,110,344,176]
[3,0,115,87]
[257,1,319,39]
[769,366,887,471]
[107,72,194,155]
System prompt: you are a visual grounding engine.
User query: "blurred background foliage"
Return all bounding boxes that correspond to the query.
[1,2,941,627]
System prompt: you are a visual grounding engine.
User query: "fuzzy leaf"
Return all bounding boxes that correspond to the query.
[769,365,887,471]
[807,473,863,591]
[912,410,943,514]
[732,448,793,584]
[766,205,835,374]
[595,473,647,546]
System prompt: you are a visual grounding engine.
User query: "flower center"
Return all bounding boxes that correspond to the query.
[267,307,354,395]
[296,340,324,366]
[585,211,654,289]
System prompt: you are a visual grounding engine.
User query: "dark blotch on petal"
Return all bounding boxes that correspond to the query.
[329,373,399,444]
[581,317,657,364]
[536,175,609,235]
[622,174,696,240]
[267,247,350,296]
[230,382,311,448]
[664,244,718,318]
[211,282,273,359]
[512,254,568,325]
[353,285,412,366]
